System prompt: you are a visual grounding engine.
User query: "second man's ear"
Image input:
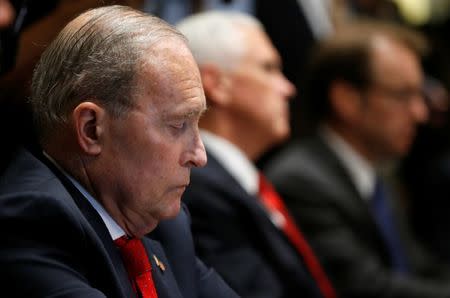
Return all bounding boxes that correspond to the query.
[72,101,105,155]
[329,80,364,124]
[200,63,232,107]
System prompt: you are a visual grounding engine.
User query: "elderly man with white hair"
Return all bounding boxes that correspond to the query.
[0,5,238,298]
[178,11,336,298]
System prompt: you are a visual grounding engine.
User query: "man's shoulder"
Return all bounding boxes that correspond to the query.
[266,137,332,178]
[150,204,192,248]
[0,148,86,233]
[185,158,251,214]
[190,151,228,181]
[265,136,355,206]
[0,148,59,194]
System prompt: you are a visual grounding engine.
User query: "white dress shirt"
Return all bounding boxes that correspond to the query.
[200,130,259,196]
[200,131,287,228]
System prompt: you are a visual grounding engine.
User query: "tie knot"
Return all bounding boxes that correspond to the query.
[115,236,152,277]
[258,172,272,195]
[114,235,132,248]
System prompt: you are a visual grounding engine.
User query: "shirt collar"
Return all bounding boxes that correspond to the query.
[320,126,376,200]
[43,151,126,240]
[200,130,259,195]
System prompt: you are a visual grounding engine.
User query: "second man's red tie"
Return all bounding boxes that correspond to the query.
[258,173,337,298]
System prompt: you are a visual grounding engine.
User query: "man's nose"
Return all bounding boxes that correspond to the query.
[184,131,207,168]
[410,94,429,124]
[278,73,296,100]
[192,136,207,168]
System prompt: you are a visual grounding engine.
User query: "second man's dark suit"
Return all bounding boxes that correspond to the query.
[151,204,237,298]
[265,135,450,298]
[0,148,237,298]
[183,150,324,298]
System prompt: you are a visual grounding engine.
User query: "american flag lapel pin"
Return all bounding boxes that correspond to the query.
[153,254,166,272]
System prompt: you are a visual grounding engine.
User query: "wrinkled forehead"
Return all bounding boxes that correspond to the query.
[134,38,205,106]
[146,40,201,86]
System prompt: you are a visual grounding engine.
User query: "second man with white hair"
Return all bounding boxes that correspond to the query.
[178,11,336,298]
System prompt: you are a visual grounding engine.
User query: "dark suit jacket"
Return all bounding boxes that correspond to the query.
[265,135,450,298]
[0,148,236,298]
[151,205,238,298]
[182,151,323,298]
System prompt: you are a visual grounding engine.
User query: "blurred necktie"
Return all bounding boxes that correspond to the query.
[115,236,158,298]
[258,173,336,298]
[370,177,409,274]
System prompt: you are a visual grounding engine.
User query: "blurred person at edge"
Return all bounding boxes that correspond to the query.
[0,0,14,29]
[265,20,450,298]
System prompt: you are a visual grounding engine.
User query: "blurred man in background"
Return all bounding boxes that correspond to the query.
[178,11,337,298]
[266,20,450,298]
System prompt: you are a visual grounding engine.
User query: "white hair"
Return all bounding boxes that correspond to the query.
[31,5,184,142]
[176,11,263,70]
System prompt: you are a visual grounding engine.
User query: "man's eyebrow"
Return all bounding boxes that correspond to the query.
[191,98,208,116]
[168,104,207,120]
[186,106,206,118]
[197,105,208,118]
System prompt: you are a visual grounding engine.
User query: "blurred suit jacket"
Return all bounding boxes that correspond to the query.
[0,148,237,298]
[183,150,324,298]
[265,134,450,298]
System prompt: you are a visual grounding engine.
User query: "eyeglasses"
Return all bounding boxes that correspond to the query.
[368,82,425,104]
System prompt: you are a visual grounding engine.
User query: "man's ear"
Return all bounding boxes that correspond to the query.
[200,64,231,107]
[72,102,105,155]
[329,80,363,124]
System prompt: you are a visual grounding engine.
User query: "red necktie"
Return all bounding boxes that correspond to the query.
[115,236,158,298]
[258,173,337,298]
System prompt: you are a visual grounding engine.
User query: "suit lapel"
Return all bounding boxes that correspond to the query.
[38,152,135,297]
[72,190,135,297]
[149,205,197,298]
[142,237,183,298]
[310,135,393,259]
[202,151,314,280]
[202,152,273,223]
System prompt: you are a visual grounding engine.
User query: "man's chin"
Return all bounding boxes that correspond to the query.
[132,219,159,238]
[273,127,290,145]
[160,199,182,220]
